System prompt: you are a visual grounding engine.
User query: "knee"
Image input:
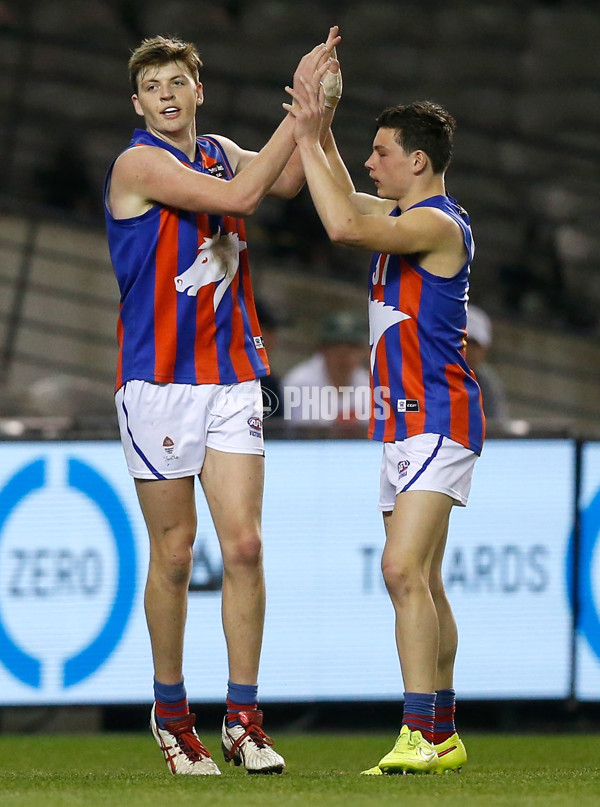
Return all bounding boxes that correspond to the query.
[222,529,263,572]
[151,530,195,588]
[381,557,420,601]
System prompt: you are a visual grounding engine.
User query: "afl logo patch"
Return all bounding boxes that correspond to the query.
[398,460,410,478]
[247,417,262,438]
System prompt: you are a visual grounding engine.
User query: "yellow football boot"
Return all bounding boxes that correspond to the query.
[433,732,467,774]
[376,725,438,775]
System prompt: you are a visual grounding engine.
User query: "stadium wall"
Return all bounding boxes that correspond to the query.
[0,437,598,718]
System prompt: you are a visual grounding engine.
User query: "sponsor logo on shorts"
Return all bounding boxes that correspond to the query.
[162,436,179,462]
[253,335,264,349]
[398,460,410,478]
[247,416,262,438]
[396,399,420,413]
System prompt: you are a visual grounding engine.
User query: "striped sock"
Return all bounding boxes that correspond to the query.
[402,691,435,743]
[434,688,456,744]
[226,681,258,727]
[153,678,188,730]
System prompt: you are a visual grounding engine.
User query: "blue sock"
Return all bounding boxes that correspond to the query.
[402,691,435,743]
[153,678,188,729]
[226,681,258,727]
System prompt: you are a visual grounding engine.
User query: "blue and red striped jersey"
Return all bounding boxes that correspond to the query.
[368,195,485,454]
[104,129,269,390]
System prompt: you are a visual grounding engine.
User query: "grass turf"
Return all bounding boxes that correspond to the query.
[0,732,599,806]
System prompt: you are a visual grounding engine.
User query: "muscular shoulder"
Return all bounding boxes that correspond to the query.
[108,145,182,218]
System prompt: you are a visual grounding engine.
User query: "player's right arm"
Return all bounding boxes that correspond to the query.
[108,38,339,221]
[108,116,298,220]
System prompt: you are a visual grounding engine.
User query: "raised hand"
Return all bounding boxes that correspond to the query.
[291,26,340,106]
[322,48,342,109]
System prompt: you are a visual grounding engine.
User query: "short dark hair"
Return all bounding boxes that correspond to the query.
[128,35,203,92]
[375,101,456,174]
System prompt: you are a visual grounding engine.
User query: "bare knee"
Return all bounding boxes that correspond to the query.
[381,557,421,601]
[222,529,263,573]
[150,529,195,588]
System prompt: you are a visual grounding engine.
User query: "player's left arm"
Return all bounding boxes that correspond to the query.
[298,145,466,272]
[211,29,342,198]
[209,105,335,199]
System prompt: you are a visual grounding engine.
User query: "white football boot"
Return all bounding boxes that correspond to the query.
[221,710,285,774]
[150,704,221,775]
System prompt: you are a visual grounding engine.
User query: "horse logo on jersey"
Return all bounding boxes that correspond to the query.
[368,298,411,371]
[174,228,247,310]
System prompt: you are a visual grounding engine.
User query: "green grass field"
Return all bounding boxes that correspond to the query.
[1,732,599,806]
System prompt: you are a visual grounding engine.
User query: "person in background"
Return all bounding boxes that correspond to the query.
[465,305,510,429]
[282,310,369,429]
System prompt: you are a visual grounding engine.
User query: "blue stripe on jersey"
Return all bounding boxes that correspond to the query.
[214,284,236,383]
[121,208,161,380]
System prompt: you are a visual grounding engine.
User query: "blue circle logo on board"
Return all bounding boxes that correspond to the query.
[567,484,600,662]
[0,457,136,688]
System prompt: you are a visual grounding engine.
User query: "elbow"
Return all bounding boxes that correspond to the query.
[327,220,357,247]
[231,194,260,217]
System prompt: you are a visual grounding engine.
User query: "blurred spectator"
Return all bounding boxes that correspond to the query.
[499,216,596,334]
[255,297,284,419]
[265,186,336,271]
[465,305,510,429]
[282,310,369,429]
[34,139,95,215]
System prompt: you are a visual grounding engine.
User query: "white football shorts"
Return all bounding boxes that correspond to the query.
[378,432,479,511]
[115,379,265,480]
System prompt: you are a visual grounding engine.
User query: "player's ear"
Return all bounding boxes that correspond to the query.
[196,82,204,107]
[412,150,427,174]
[132,94,144,118]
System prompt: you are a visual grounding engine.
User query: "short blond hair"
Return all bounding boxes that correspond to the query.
[128,35,203,92]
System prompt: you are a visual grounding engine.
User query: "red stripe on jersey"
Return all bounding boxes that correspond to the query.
[445,363,471,446]
[154,209,179,381]
[399,261,426,437]
[116,307,124,391]
[228,265,254,381]
[194,284,219,379]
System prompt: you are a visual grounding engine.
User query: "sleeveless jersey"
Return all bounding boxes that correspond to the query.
[104,129,269,390]
[368,195,485,454]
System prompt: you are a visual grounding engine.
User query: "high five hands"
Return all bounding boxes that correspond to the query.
[284,26,342,143]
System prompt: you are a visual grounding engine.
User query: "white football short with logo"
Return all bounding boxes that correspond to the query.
[115,379,264,480]
[378,432,479,511]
